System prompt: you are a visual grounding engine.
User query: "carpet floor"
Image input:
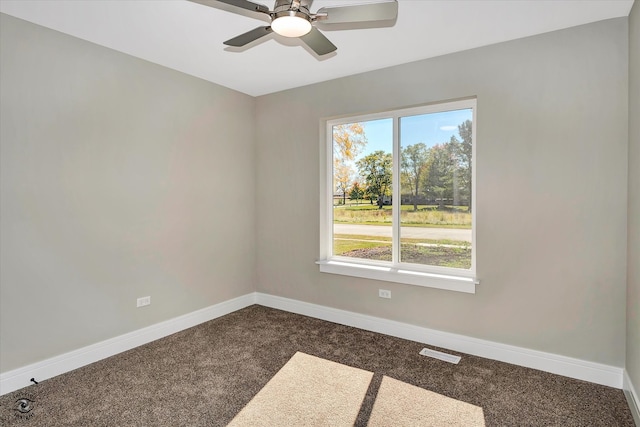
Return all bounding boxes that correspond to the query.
[0,305,635,426]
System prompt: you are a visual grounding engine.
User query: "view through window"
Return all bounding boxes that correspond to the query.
[329,100,475,274]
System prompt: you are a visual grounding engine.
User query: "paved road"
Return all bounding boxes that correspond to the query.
[334,224,472,242]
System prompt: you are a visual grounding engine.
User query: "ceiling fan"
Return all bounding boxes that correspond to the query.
[189,0,398,56]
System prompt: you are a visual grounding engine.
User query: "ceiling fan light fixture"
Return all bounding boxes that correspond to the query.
[202,0,399,56]
[271,12,312,38]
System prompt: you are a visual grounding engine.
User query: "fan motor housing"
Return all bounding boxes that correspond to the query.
[272,0,313,26]
[274,0,312,15]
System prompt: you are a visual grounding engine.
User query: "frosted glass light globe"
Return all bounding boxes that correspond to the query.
[271,15,312,38]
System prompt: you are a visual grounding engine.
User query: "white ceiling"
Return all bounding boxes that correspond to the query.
[0,0,634,97]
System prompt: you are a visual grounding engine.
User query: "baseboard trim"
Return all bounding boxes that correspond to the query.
[254,293,624,389]
[1,292,627,397]
[624,370,640,426]
[0,293,256,396]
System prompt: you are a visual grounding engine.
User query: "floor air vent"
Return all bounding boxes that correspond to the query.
[419,348,461,364]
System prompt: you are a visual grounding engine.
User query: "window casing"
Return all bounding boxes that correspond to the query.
[319,99,478,293]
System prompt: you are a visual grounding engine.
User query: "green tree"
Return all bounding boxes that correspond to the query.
[421,120,472,211]
[357,151,392,209]
[401,143,429,211]
[424,144,456,209]
[349,181,364,204]
[454,119,473,212]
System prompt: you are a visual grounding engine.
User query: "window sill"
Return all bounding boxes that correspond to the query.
[316,260,478,294]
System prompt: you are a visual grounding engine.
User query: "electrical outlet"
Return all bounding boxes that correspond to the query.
[378,289,391,299]
[136,296,151,307]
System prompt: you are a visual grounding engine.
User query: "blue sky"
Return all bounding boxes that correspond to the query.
[358,109,472,157]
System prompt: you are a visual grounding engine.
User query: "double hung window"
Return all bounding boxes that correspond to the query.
[319,98,478,293]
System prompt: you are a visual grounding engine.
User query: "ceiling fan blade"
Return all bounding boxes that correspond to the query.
[224,26,273,47]
[317,0,398,25]
[300,27,337,56]
[188,0,270,14]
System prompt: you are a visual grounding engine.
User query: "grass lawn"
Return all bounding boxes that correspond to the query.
[333,204,471,229]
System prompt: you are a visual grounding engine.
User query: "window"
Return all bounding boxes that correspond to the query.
[319,99,478,293]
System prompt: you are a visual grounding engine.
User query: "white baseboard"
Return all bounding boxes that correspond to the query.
[0,291,627,398]
[0,293,256,396]
[255,292,624,389]
[624,370,640,426]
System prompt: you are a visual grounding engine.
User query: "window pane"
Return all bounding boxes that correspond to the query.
[399,109,473,269]
[332,119,393,262]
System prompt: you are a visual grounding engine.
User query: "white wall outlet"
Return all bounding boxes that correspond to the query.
[136,296,151,308]
[378,289,391,299]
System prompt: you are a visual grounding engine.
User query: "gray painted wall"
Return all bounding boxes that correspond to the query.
[255,18,629,366]
[0,14,256,372]
[627,1,640,394]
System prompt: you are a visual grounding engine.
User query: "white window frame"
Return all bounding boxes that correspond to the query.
[318,98,478,293]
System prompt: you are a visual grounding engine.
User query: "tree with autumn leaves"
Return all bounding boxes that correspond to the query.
[332,123,367,205]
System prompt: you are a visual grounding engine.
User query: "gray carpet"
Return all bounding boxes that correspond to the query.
[0,305,635,426]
